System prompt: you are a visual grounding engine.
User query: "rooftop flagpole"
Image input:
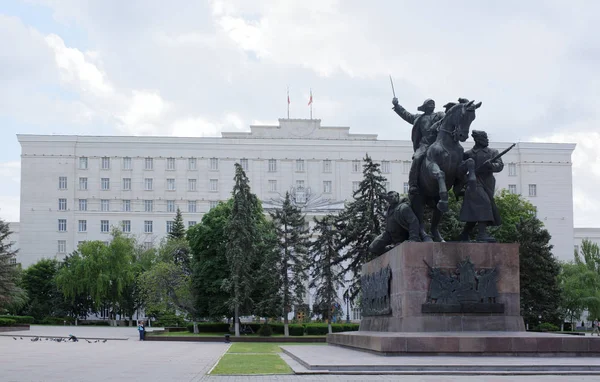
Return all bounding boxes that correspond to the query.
[308,88,313,119]
[287,86,290,119]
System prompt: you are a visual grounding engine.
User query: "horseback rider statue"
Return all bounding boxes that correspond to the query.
[392,97,445,195]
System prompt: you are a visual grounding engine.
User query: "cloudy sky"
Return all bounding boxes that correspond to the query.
[0,0,598,226]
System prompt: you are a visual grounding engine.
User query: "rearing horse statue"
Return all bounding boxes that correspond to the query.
[410,99,482,242]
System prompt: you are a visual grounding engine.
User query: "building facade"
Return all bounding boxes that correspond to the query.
[17,119,576,269]
[2,222,19,265]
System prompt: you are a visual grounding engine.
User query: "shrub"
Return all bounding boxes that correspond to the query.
[0,315,34,324]
[536,322,559,332]
[0,318,16,326]
[79,321,111,326]
[154,312,186,328]
[257,324,273,337]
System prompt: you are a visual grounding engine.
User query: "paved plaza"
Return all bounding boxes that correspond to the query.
[1,326,600,381]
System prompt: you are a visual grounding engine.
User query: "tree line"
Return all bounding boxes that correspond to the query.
[0,154,588,332]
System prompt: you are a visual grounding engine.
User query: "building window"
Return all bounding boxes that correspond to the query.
[123,157,132,170]
[79,157,88,169]
[383,182,390,191]
[58,219,67,232]
[79,177,88,190]
[188,179,197,191]
[57,240,66,254]
[352,160,361,173]
[209,179,218,192]
[58,198,67,211]
[188,221,197,228]
[144,157,153,170]
[296,159,305,172]
[381,161,390,174]
[352,307,362,320]
[529,184,537,197]
[296,180,305,189]
[323,181,332,193]
[167,178,176,191]
[143,242,153,250]
[144,178,153,191]
[188,158,197,170]
[188,200,197,213]
[79,199,87,211]
[9,258,16,265]
[122,200,131,212]
[101,199,110,212]
[240,158,249,171]
[210,158,219,171]
[167,157,176,170]
[508,184,517,194]
[403,161,411,174]
[575,245,579,254]
[508,163,517,176]
[268,159,277,172]
[144,200,153,212]
[78,220,87,232]
[352,181,360,193]
[144,221,153,233]
[166,221,174,233]
[167,200,176,213]
[101,178,110,190]
[59,176,67,190]
[122,220,131,233]
[101,157,110,170]
[323,160,332,173]
[209,201,219,209]
[403,182,409,194]
[269,180,277,192]
[101,220,109,233]
[122,178,131,191]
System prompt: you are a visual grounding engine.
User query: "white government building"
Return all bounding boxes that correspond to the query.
[13,118,584,272]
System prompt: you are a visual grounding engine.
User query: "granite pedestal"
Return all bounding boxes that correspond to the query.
[326,242,591,356]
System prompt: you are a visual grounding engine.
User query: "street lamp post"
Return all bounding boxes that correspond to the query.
[345,294,350,324]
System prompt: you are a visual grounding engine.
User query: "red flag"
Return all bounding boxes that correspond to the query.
[308,89,313,106]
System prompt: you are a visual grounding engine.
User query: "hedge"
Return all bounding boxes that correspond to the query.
[0,315,34,324]
[0,318,16,326]
[305,323,360,335]
[39,316,75,325]
[186,322,230,333]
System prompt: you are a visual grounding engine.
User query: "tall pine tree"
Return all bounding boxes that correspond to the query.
[225,163,263,336]
[169,207,186,240]
[270,192,310,336]
[335,154,387,300]
[309,214,345,334]
[0,219,26,312]
[517,217,561,327]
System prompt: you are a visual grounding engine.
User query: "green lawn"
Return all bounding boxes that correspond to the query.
[150,331,326,338]
[210,342,324,375]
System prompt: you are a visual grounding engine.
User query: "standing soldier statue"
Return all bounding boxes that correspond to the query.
[391,96,445,195]
[458,130,510,242]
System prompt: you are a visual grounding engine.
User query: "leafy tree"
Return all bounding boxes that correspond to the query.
[159,236,192,275]
[488,190,538,243]
[20,259,62,319]
[0,219,26,312]
[269,192,310,336]
[189,200,232,320]
[335,154,387,300]
[169,207,186,240]
[309,214,345,333]
[55,230,136,325]
[517,217,561,327]
[224,163,265,336]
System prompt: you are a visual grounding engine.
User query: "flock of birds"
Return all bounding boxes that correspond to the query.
[12,336,108,343]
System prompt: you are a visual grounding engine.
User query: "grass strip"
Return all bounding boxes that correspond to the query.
[210,354,293,375]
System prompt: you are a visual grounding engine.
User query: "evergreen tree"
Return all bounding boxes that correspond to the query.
[20,259,62,319]
[0,219,26,312]
[225,163,263,336]
[269,192,310,336]
[309,214,345,333]
[335,154,387,300]
[169,207,186,240]
[517,217,561,327]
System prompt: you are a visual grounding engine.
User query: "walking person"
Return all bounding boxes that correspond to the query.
[593,319,600,336]
[138,320,146,341]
